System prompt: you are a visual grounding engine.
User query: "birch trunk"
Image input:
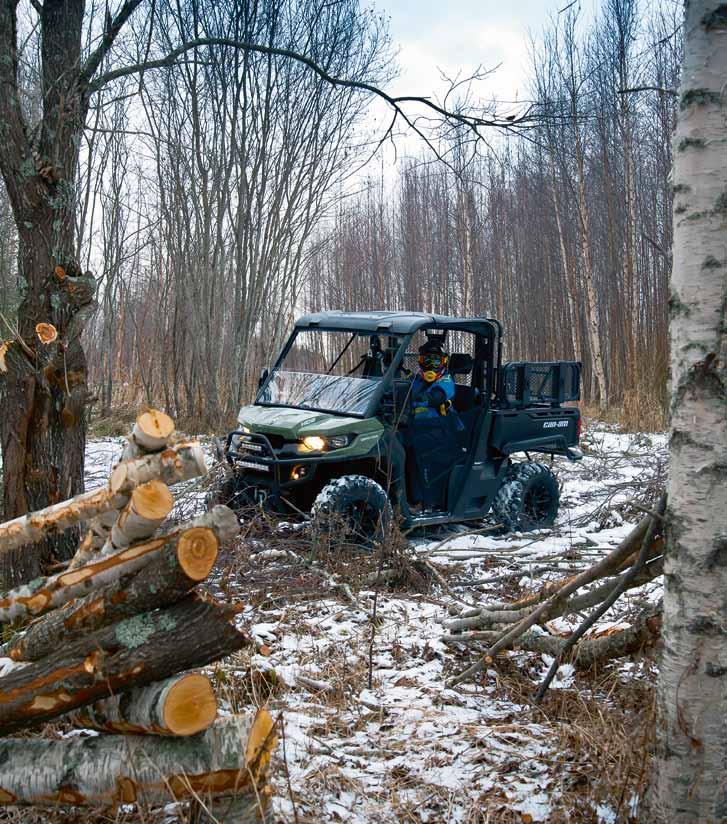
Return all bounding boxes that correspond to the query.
[68,672,217,736]
[654,3,727,821]
[0,711,275,809]
[0,594,249,734]
[0,506,235,624]
[0,441,206,556]
[6,521,225,661]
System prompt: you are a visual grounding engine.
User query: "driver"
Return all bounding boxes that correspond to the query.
[411,337,458,421]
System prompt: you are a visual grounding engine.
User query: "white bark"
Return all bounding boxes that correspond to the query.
[108,480,173,549]
[655,3,727,821]
[0,710,276,808]
[0,442,206,556]
[68,673,217,736]
[0,506,236,623]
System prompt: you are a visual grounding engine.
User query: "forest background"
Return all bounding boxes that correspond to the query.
[0,0,681,433]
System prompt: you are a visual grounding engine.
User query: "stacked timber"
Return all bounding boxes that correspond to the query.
[0,411,276,821]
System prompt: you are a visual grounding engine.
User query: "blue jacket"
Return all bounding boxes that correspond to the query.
[411,373,456,419]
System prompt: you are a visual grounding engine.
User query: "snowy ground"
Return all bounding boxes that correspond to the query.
[82,423,667,823]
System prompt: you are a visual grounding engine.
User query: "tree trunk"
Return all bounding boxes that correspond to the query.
[6,522,223,661]
[0,711,275,810]
[0,594,249,734]
[653,2,727,821]
[0,0,93,589]
[68,672,217,736]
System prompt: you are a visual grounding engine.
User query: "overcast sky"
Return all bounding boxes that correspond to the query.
[380,0,598,102]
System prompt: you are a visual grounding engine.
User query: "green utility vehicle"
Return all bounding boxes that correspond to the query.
[211,311,582,539]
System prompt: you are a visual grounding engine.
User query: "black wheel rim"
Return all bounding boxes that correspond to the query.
[522,482,553,526]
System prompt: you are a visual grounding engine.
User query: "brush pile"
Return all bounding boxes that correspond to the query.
[0,410,276,820]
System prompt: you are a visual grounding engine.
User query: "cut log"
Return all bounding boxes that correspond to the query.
[0,710,276,809]
[7,520,225,661]
[109,479,173,549]
[3,527,228,661]
[131,409,175,452]
[0,511,233,624]
[68,673,217,736]
[109,441,207,495]
[0,594,249,734]
[0,442,206,555]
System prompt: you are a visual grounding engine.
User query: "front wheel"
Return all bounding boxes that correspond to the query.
[492,462,559,532]
[311,475,393,547]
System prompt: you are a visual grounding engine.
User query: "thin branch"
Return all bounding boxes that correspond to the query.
[90,36,535,134]
[79,0,145,85]
[619,85,677,97]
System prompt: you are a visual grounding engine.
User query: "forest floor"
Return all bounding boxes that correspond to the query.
[74,420,667,824]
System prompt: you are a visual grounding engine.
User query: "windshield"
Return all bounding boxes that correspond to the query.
[257,329,404,416]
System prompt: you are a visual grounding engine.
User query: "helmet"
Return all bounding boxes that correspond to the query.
[418,336,448,383]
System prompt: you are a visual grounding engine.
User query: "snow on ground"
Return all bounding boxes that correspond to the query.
[82,423,666,823]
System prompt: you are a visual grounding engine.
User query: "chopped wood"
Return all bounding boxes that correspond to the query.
[0,594,249,734]
[68,672,217,736]
[0,710,276,809]
[0,442,206,555]
[108,479,173,549]
[35,323,57,344]
[6,516,229,661]
[132,409,175,451]
[0,511,232,625]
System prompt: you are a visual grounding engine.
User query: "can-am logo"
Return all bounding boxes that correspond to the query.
[543,420,569,429]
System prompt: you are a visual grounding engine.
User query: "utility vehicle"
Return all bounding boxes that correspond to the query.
[211,311,582,540]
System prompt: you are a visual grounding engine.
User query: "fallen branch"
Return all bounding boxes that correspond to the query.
[443,603,662,669]
[449,507,663,685]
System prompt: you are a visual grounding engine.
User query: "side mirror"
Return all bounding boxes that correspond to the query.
[258,367,269,389]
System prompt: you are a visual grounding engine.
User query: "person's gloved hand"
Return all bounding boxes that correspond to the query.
[427,386,447,408]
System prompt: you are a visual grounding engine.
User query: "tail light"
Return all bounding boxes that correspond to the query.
[576,415,582,441]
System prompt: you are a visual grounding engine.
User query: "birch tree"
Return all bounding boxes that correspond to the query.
[654,1,727,820]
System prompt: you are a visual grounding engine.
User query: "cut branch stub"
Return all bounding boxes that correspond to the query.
[68,673,217,736]
[35,323,57,345]
[0,341,10,373]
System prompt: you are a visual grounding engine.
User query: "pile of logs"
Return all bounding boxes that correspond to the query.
[444,494,666,699]
[0,410,276,820]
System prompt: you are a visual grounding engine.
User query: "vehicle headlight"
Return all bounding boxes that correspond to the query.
[300,434,352,452]
[301,435,327,452]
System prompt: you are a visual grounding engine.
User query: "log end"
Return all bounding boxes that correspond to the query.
[163,672,218,736]
[245,708,277,779]
[132,479,174,521]
[134,410,175,451]
[177,528,219,581]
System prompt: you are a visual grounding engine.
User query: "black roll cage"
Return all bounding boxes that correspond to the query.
[256,315,503,419]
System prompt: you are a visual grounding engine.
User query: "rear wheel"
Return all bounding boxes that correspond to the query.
[311,475,393,547]
[492,462,559,532]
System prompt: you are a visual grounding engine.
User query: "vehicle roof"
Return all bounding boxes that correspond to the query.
[295,310,501,336]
